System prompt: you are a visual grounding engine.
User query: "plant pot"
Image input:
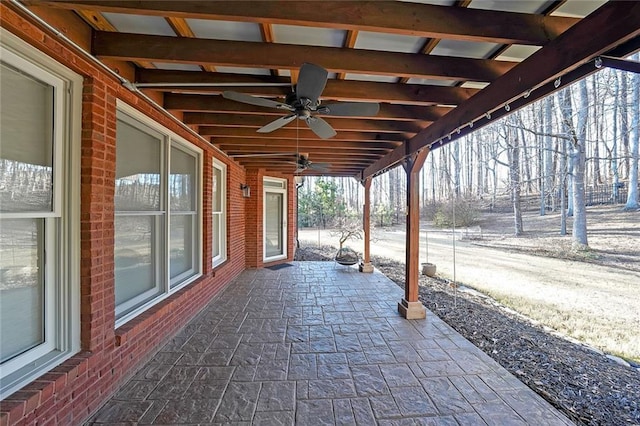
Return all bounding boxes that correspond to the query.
[335,247,359,266]
[421,262,437,277]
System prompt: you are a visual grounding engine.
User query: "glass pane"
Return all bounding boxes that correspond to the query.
[170,146,195,212]
[212,166,222,212]
[264,180,285,189]
[265,192,284,258]
[212,214,220,259]
[170,214,193,281]
[0,219,44,362]
[0,62,54,212]
[115,120,161,211]
[115,216,159,310]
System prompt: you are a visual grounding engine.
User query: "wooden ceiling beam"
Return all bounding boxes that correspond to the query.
[212,137,400,151]
[399,0,470,84]
[42,1,579,45]
[165,16,216,73]
[259,23,281,78]
[137,69,477,106]
[201,126,408,142]
[93,31,516,83]
[184,113,425,133]
[225,145,385,159]
[363,1,640,179]
[73,9,155,69]
[337,30,359,80]
[237,157,373,165]
[164,94,452,122]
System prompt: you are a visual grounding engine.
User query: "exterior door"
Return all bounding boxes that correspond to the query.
[263,178,287,262]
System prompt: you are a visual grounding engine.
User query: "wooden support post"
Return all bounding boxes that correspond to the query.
[398,148,430,319]
[359,176,374,273]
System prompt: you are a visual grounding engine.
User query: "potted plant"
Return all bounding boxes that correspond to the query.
[333,220,361,266]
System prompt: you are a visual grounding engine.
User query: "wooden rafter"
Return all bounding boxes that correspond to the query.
[136,69,478,106]
[399,0,471,84]
[74,9,155,69]
[164,94,452,122]
[41,1,579,45]
[212,138,400,150]
[183,113,425,134]
[200,126,408,142]
[165,16,215,73]
[337,30,359,80]
[259,23,278,77]
[93,31,517,83]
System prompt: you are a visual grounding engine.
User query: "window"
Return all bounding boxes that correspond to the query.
[0,29,81,398]
[211,160,227,267]
[115,104,201,325]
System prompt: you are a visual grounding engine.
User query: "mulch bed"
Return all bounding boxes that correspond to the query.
[295,245,640,425]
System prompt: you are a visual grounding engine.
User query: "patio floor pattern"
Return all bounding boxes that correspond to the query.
[87,262,572,425]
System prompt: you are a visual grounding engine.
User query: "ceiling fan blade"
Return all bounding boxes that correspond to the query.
[320,102,380,117]
[306,116,337,139]
[222,91,291,110]
[296,63,328,104]
[309,162,331,172]
[258,115,297,133]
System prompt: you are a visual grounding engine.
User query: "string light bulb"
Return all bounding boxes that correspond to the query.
[554,77,561,88]
[485,112,491,120]
[524,89,532,99]
[468,121,474,128]
[595,57,603,69]
[505,103,510,112]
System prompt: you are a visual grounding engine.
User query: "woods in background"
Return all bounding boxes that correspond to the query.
[298,59,639,251]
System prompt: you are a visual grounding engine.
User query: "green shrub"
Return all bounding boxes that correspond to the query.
[431,198,480,228]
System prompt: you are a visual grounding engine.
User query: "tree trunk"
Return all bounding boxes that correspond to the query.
[621,73,630,180]
[625,54,640,210]
[509,125,524,236]
[612,73,620,201]
[561,89,574,218]
[544,96,554,212]
[571,79,589,249]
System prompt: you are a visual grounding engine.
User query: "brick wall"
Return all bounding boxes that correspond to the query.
[0,4,251,425]
[244,170,297,268]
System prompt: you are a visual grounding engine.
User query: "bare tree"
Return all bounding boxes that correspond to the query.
[625,55,639,210]
[571,79,590,249]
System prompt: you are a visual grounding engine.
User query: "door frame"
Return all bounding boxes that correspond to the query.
[262,177,287,262]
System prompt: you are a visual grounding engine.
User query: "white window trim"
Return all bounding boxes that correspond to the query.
[115,101,202,328]
[0,28,81,399]
[263,177,288,263]
[212,159,227,268]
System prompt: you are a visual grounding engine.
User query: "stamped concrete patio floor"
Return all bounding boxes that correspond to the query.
[87,262,571,425]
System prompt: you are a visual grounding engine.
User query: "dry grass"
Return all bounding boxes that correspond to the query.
[485,292,639,362]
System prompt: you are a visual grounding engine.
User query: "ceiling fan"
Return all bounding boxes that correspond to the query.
[230,152,330,174]
[222,63,380,139]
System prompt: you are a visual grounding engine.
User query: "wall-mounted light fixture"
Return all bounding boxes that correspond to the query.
[240,184,250,198]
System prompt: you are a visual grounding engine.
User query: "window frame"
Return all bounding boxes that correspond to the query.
[0,28,81,399]
[114,101,202,328]
[211,159,227,268]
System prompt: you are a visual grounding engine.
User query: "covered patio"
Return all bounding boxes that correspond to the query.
[1,1,639,424]
[88,262,570,425]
